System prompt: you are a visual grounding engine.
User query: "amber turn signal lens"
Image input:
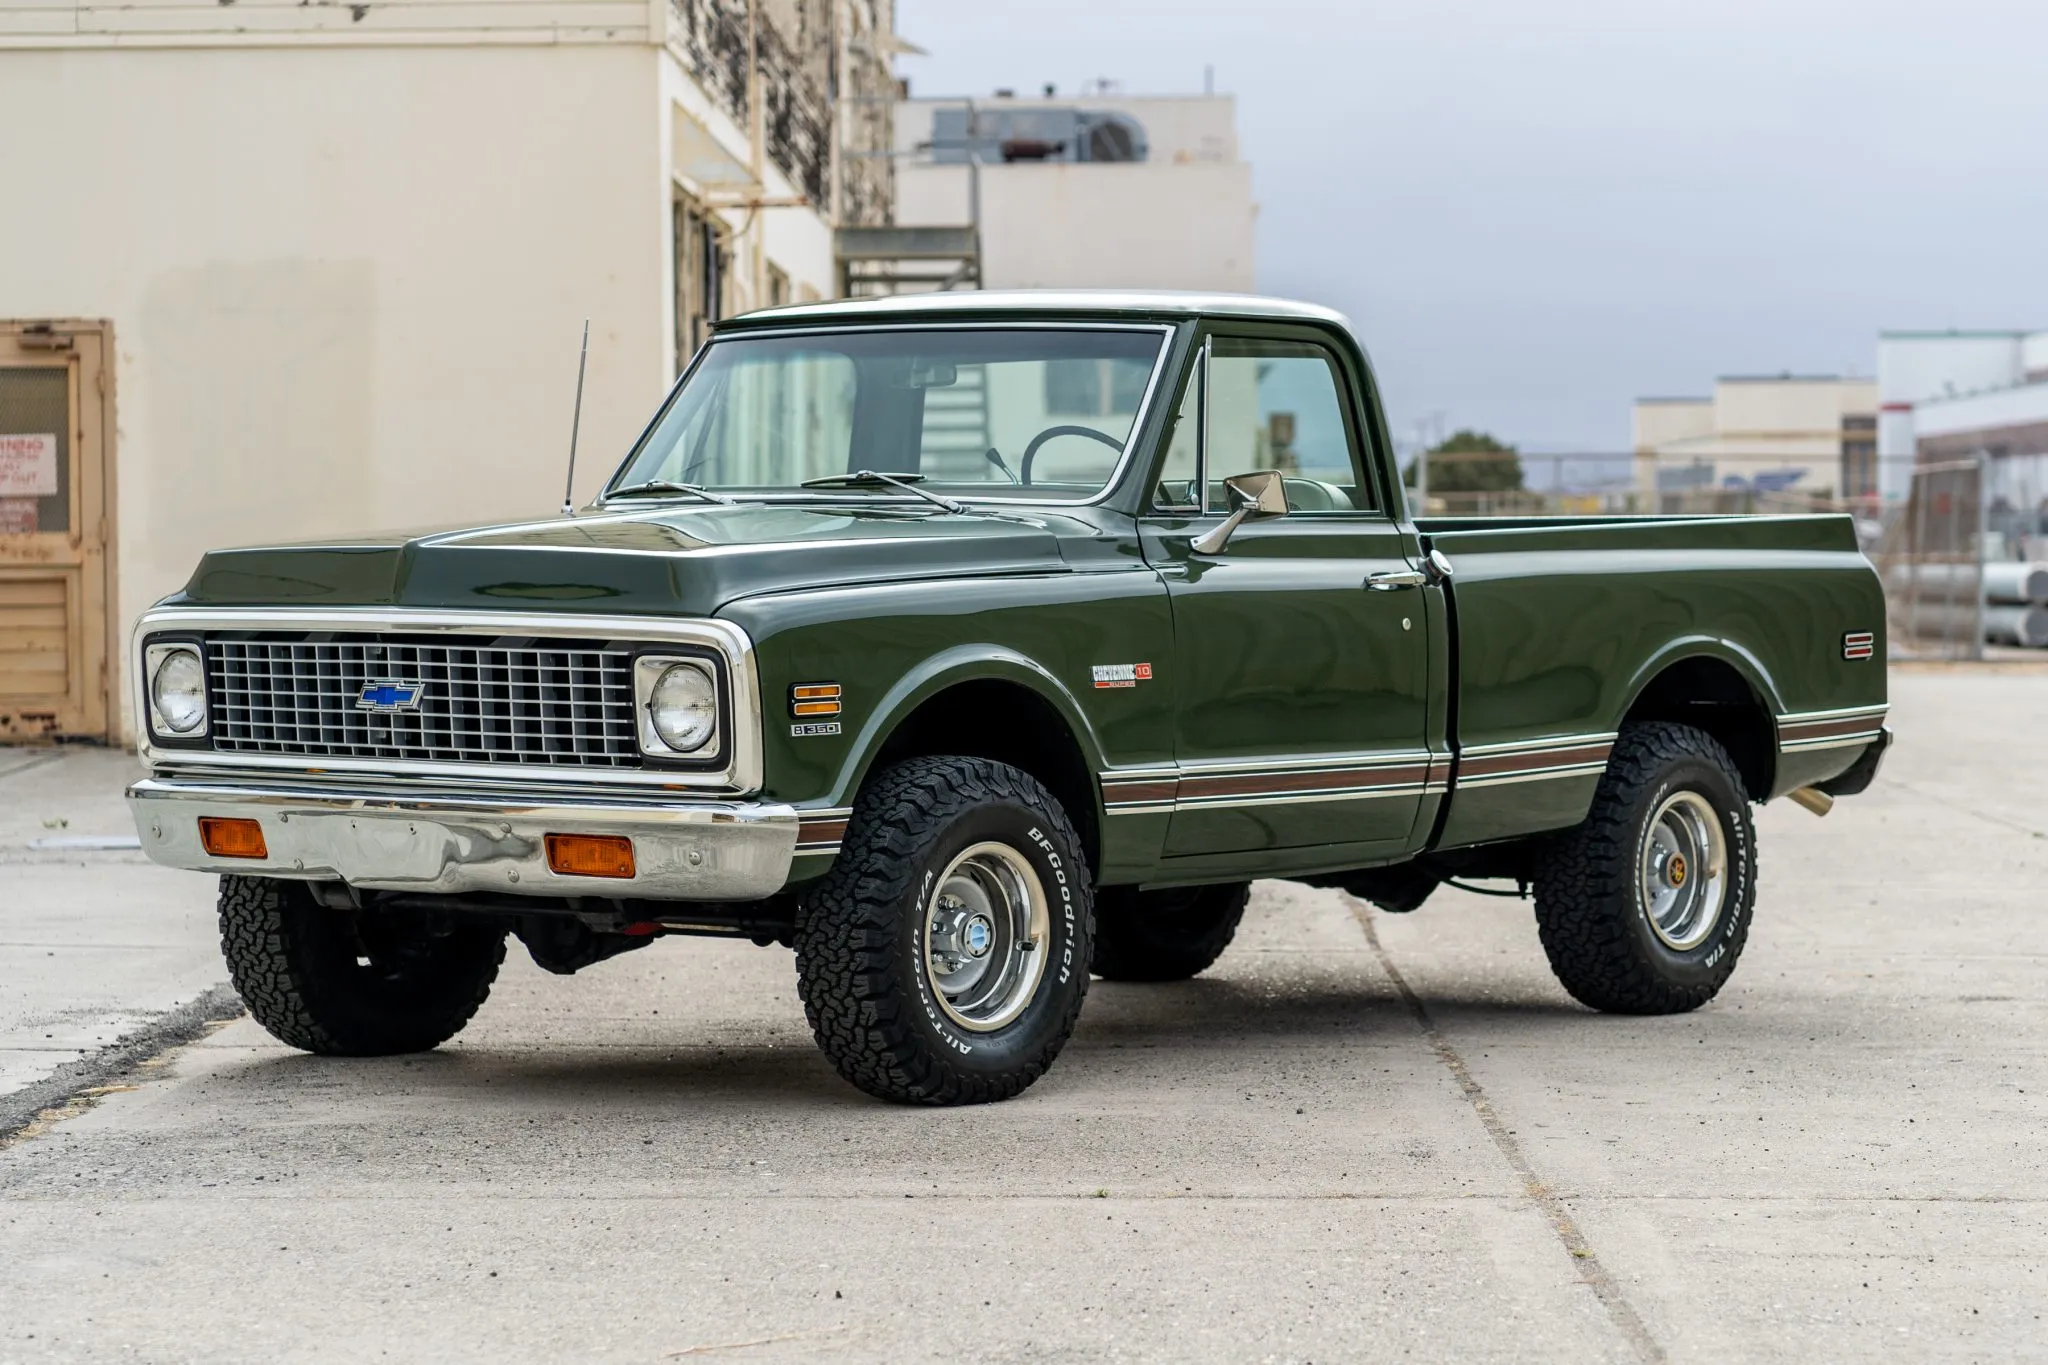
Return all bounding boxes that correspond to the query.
[199,817,268,860]
[789,683,842,717]
[545,833,636,879]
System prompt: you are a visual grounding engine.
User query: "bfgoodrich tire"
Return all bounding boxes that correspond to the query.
[218,875,506,1055]
[793,756,1093,1105]
[1092,882,1249,982]
[1532,723,1756,1014]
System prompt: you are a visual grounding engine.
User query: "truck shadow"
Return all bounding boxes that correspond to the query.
[1079,974,1587,1030]
[197,975,1592,1112]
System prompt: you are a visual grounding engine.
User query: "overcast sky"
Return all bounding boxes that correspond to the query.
[893,0,2048,452]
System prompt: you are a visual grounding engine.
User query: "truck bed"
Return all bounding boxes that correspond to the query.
[1417,513,1887,848]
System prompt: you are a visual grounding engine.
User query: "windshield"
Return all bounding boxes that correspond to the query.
[610,327,1167,502]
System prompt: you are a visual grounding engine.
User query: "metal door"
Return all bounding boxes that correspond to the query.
[0,322,115,741]
[1138,330,1434,863]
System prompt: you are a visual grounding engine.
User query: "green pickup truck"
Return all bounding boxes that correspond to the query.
[127,292,1890,1105]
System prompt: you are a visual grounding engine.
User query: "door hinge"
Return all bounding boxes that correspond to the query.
[18,323,75,353]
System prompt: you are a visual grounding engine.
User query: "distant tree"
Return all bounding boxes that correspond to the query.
[1405,429,1524,493]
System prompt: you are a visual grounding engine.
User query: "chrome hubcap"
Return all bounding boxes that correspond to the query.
[1639,790,1728,951]
[924,842,1049,1032]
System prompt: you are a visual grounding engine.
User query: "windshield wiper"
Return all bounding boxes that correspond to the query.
[801,470,968,515]
[606,480,736,505]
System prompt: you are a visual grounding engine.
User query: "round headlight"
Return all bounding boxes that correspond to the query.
[647,663,716,753]
[152,650,208,735]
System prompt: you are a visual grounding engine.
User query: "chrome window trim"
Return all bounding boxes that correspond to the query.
[596,321,1179,511]
[130,607,765,795]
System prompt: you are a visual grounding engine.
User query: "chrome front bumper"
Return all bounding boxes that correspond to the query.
[126,776,799,901]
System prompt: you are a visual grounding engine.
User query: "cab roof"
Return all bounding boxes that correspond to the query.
[717,289,1355,334]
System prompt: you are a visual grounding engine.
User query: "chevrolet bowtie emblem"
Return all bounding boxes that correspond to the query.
[356,680,425,713]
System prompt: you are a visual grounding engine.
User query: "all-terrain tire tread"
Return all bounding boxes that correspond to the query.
[1532,722,1755,1015]
[793,756,1092,1105]
[217,875,504,1055]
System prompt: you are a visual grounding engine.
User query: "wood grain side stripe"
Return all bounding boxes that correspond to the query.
[1100,756,1435,813]
[794,809,852,854]
[1777,708,1888,751]
[1457,742,1614,780]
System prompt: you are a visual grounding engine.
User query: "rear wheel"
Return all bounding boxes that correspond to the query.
[1532,723,1755,1014]
[218,875,506,1055]
[1092,882,1249,982]
[794,756,1092,1105]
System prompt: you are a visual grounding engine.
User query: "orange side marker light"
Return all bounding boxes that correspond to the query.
[545,833,636,879]
[199,817,268,860]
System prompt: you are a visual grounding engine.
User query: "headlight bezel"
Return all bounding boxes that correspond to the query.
[632,650,729,767]
[143,638,211,743]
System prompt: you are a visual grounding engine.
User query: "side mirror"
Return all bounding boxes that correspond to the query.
[1192,470,1290,554]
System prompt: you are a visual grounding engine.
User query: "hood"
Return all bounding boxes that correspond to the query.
[174,503,1074,615]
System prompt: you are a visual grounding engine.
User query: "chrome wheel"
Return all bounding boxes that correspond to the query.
[1638,790,1728,951]
[923,842,1049,1033]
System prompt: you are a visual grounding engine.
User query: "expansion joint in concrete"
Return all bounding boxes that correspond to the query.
[0,982,245,1154]
[1346,896,1668,1365]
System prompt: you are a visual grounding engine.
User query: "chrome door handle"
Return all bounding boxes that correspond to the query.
[1366,569,1427,591]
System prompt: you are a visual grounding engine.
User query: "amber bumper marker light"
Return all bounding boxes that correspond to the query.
[199,817,268,860]
[545,833,637,879]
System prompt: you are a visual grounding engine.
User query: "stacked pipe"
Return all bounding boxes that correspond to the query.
[1887,563,2048,648]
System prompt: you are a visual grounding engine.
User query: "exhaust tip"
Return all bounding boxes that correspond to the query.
[1787,786,1835,817]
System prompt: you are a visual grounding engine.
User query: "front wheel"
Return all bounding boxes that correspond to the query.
[794,757,1093,1105]
[218,875,506,1054]
[1532,723,1756,1014]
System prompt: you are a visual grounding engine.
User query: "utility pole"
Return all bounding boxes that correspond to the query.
[1973,448,1989,662]
[828,0,845,229]
[965,97,982,248]
[747,0,766,307]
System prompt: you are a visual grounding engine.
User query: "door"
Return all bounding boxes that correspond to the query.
[0,322,115,741]
[1138,330,1433,861]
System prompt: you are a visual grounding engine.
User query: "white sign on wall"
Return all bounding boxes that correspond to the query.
[0,433,59,498]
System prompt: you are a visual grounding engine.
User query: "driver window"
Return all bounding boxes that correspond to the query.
[1206,338,1376,513]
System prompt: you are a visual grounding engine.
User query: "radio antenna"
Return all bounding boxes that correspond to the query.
[560,319,590,516]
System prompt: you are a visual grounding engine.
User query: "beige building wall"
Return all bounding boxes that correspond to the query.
[1712,378,1878,443]
[1632,378,1877,501]
[0,1,860,739]
[0,45,667,692]
[1631,398,1714,450]
[897,162,1256,291]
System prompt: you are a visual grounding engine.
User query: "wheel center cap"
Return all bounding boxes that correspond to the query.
[1665,853,1688,888]
[962,915,994,958]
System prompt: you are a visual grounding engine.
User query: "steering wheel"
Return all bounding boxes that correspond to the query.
[1018,425,1125,487]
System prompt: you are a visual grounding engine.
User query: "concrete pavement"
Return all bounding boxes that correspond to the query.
[0,748,224,1099]
[2,667,2044,1362]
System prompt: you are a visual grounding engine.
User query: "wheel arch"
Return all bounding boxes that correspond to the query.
[1617,640,1784,802]
[829,646,1108,876]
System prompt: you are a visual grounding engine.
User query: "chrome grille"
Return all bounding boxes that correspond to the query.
[205,634,641,767]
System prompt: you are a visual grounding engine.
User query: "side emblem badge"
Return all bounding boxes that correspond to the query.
[1842,631,1875,661]
[357,680,425,713]
[1092,662,1153,690]
[790,682,843,737]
